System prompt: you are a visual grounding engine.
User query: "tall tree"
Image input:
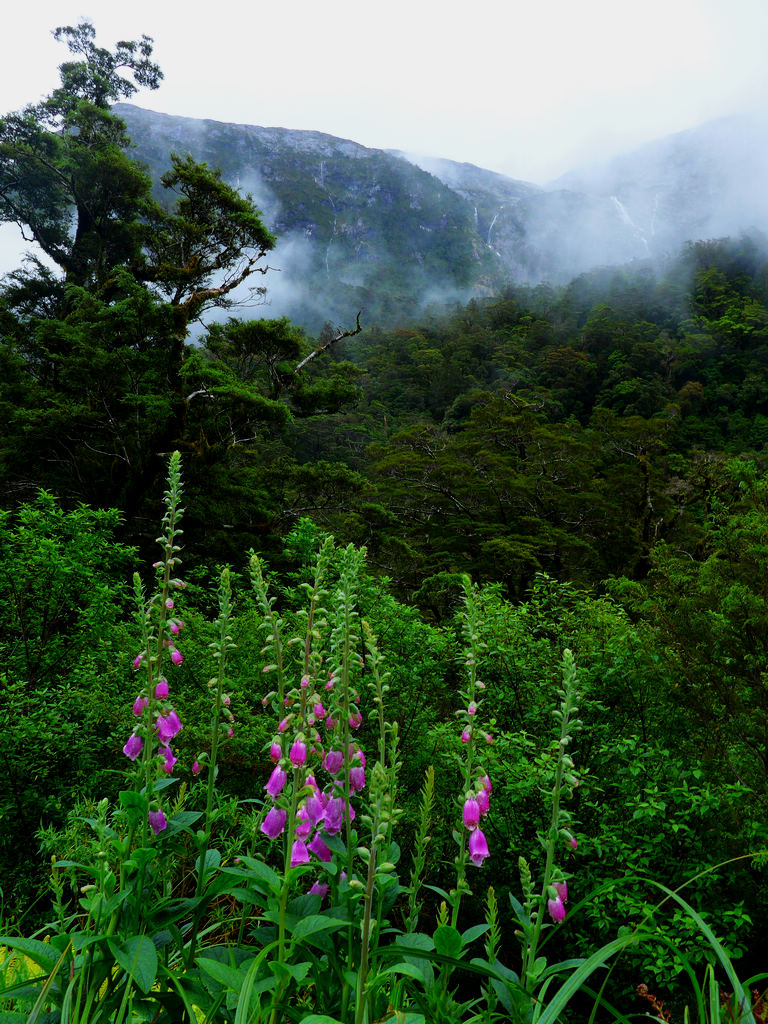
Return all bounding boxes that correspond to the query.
[0,22,277,519]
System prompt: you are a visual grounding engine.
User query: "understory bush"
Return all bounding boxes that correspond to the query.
[1,455,766,1023]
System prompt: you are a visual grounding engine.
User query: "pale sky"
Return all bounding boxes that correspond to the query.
[2,0,768,183]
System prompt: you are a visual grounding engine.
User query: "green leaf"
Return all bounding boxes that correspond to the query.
[460,923,490,945]
[197,957,244,991]
[292,915,348,944]
[0,938,58,973]
[381,961,431,984]
[432,924,464,959]
[119,790,148,813]
[268,960,311,984]
[109,935,158,995]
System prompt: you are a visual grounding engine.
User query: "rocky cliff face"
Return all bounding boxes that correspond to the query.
[115,103,768,330]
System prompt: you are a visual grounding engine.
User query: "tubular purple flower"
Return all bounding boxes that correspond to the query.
[295,808,312,838]
[261,806,287,839]
[170,647,183,666]
[468,827,490,866]
[476,787,490,816]
[290,839,310,867]
[155,678,169,699]
[161,745,177,774]
[305,791,326,826]
[123,732,143,761]
[148,809,167,835]
[309,880,329,899]
[324,796,344,835]
[132,654,143,670]
[290,739,307,767]
[265,764,287,798]
[349,765,366,793]
[463,796,480,830]
[313,701,326,719]
[156,710,182,745]
[554,881,568,903]
[269,741,282,762]
[192,760,202,775]
[461,728,471,744]
[308,832,333,863]
[133,695,148,717]
[547,895,566,923]
[467,701,477,715]
[323,749,344,774]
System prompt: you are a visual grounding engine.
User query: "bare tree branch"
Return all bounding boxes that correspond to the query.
[293,312,362,374]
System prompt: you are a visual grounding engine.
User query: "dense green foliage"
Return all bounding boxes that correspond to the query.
[2,22,768,1020]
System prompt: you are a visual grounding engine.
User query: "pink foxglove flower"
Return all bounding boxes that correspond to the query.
[323,749,344,774]
[547,895,566,923]
[476,786,490,816]
[132,654,143,670]
[463,796,480,830]
[324,796,344,835]
[309,880,329,899]
[308,832,333,863]
[155,678,169,699]
[148,809,167,834]
[467,701,477,715]
[269,741,282,762]
[192,760,202,775]
[290,839,310,867]
[349,764,366,793]
[468,827,489,867]
[554,881,568,903]
[161,745,177,774]
[169,647,183,666]
[290,739,307,767]
[261,806,287,838]
[265,764,287,798]
[461,728,471,744]
[133,695,149,717]
[313,701,326,719]
[123,732,143,761]
[295,807,312,838]
[156,710,182,745]
[305,791,326,826]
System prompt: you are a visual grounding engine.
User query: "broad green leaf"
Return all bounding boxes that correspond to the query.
[110,935,158,995]
[197,957,245,991]
[461,923,490,945]
[0,938,58,973]
[292,915,348,943]
[433,925,463,958]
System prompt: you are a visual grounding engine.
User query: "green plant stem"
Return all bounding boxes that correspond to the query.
[354,843,378,1024]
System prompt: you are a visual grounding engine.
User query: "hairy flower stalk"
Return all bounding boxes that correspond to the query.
[354,622,402,1024]
[124,452,186,852]
[521,648,581,993]
[184,568,237,965]
[451,577,493,928]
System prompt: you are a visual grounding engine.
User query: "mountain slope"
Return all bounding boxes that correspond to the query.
[114,104,768,330]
